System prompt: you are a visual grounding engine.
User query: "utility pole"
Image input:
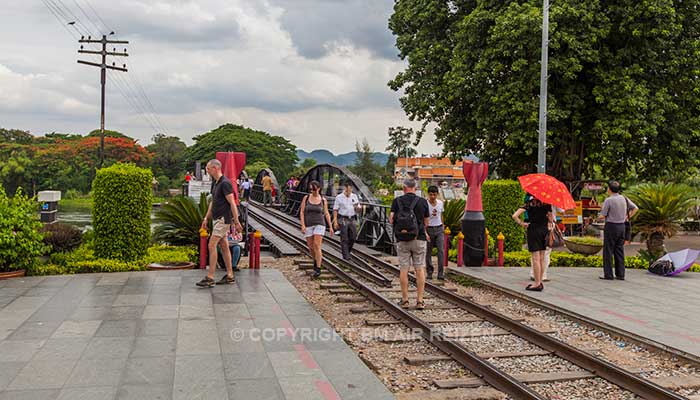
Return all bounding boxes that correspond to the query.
[77,35,128,168]
[537,0,549,174]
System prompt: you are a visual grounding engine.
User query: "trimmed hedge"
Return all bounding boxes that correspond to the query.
[92,163,152,261]
[0,186,46,272]
[483,180,525,252]
[499,250,700,271]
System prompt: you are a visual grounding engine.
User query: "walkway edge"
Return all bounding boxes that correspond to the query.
[447,267,700,368]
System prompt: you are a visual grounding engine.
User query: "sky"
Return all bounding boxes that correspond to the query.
[0,0,440,155]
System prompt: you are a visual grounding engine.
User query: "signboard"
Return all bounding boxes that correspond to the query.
[584,182,605,191]
[188,181,211,203]
[561,201,583,224]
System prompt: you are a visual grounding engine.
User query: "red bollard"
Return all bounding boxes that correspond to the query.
[443,227,451,268]
[199,228,208,269]
[497,232,505,267]
[456,232,464,267]
[483,228,489,266]
[253,231,262,269]
[248,232,257,269]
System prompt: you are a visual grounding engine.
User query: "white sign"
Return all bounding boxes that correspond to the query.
[188,181,211,203]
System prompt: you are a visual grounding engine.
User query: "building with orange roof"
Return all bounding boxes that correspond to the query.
[394,157,471,187]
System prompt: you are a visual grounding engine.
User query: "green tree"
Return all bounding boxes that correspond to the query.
[389,0,700,181]
[186,124,298,181]
[146,134,187,182]
[349,138,384,186]
[0,151,33,195]
[246,161,271,181]
[290,158,317,179]
[0,128,33,144]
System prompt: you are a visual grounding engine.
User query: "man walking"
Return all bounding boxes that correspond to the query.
[333,181,360,260]
[240,178,251,202]
[262,172,273,206]
[197,159,244,288]
[598,180,637,280]
[425,185,445,280]
[390,179,430,310]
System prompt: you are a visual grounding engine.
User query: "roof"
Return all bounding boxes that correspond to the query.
[395,157,463,168]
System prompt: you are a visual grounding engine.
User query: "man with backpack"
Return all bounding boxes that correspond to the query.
[389,178,430,310]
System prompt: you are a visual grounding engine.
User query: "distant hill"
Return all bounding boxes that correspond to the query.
[297,149,390,167]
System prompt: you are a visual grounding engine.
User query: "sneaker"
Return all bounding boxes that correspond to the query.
[218,275,235,284]
[196,277,215,288]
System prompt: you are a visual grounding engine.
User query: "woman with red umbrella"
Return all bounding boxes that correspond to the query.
[512,195,554,291]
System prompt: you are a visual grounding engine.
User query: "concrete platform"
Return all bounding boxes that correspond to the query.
[449,266,700,362]
[0,269,393,400]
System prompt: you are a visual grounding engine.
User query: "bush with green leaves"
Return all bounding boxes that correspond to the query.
[443,199,465,234]
[0,186,46,272]
[502,250,650,270]
[39,222,83,253]
[564,236,603,246]
[153,193,208,247]
[483,180,525,252]
[92,163,152,261]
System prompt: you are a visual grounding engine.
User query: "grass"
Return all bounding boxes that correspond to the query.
[447,273,483,288]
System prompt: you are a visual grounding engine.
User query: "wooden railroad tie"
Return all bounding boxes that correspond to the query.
[434,370,596,389]
[350,304,461,313]
[328,288,458,295]
[365,315,525,326]
[319,283,348,289]
[404,348,601,365]
[396,387,506,400]
[378,327,556,343]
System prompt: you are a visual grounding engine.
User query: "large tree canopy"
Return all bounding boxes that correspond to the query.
[186,124,298,181]
[389,0,700,181]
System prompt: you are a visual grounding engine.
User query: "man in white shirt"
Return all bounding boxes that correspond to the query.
[240,178,251,202]
[333,181,360,260]
[425,185,446,280]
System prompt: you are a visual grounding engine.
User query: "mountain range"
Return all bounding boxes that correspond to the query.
[296,149,390,167]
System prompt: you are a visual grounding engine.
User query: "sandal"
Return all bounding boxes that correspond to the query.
[397,299,410,309]
[526,283,544,292]
[218,275,235,284]
[415,300,425,310]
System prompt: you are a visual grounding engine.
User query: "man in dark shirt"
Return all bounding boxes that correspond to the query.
[197,159,243,288]
[389,178,430,310]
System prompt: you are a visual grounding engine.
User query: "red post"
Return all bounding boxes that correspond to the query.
[483,228,489,266]
[199,228,208,269]
[253,231,262,269]
[456,232,464,267]
[443,227,451,268]
[497,232,505,267]
[248,232,256,269]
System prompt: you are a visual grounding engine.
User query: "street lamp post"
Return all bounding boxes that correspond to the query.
[537,0,549,174]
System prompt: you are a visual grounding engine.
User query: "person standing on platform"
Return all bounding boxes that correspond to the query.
[300,181,334,278]
[262,172,273,206]
[390,178,430,310]
[598,180,638,280]
[333,181,360,260]
[197,159,243,288]
[512,195,553,291]
[425,185,445,280]
[240,178,251,202]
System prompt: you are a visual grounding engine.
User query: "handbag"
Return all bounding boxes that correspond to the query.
[623,196,633,243]
[546,224,564,248]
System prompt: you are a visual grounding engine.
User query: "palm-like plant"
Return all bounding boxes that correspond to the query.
[626,182,694,259]
[153,193,209,246]
[442,199,466,234]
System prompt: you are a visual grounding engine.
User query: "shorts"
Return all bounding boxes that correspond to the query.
[212,217,231,238]
[397,240,427,270]
[304,225,326,238]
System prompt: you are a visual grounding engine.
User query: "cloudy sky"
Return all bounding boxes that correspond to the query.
[0,1,440,155]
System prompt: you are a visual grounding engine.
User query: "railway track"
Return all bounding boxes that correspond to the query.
[246,202,690,399]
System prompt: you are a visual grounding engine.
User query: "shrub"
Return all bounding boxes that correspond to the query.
[483,180,525,251]
[564,236,603,246]
[0,186,46,272]
[502,250,648,270]
[92,163,152,261]
[443,199,465,234]
[153,193,208,247]
[144,245,197,264]
[39,222,83,253]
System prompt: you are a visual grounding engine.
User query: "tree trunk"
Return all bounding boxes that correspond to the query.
[645,232,666,258]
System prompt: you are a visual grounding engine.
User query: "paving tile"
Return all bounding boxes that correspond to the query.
[6,320,61,340]
[212,292,244,304]
[130,336,176,358]
[3,296,51,312]
[326,372,394,400]
[147,293,180,305]
[7,358,78,390]
[82,337,134,359]
[310,349,371,377]
[142,305,179,319]
[65,358,127,387]
[21,287,61,297]
[121,356,174,384]
[51,320,101,338]
[32,338,90,361]
[55,386,116,400]
[103,306,144,321]
[178,304,214,320]
[115,384,171,400]
[0,389,60,400]
[276,374,330,400]
[95,319,139,337]
[218,328,266,353]
[268,350,322,378]
[119,286,150,295]
[0,362,25,391]
[79,295,117,307]
[112,294,148,307]
[226,377,285,400]
[222,353,275,381]
[136,319,178,337]
[180,292,212,306]
[173,355,228,400]
[26,306,76,322]
[176,319,219,355]
[0,340,44,362]
[68,307,110,321]
[88,286,123,296]
[154,276,181,286]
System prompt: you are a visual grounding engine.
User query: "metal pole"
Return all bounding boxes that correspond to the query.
[99,35,106,169]
[537,0,549,174]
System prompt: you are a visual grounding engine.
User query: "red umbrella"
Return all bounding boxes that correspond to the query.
[518,173,576,210]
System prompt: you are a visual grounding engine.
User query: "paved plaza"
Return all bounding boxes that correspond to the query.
[449,266,700,360]
[0,269,393,400]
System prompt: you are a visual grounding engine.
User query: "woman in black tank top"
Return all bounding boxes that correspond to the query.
[300,180,334,277]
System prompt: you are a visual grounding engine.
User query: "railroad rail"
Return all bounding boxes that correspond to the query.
[246,202,689,400]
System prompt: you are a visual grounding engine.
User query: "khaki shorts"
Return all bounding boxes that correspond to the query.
[211,217,230,238]
[397,240,427,270]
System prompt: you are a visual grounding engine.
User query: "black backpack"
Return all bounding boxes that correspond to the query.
[394,196,420,241]
[648,259,674,276]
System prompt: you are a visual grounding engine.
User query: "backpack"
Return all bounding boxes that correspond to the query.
[648,259,674,276]
[394,196,420,241]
